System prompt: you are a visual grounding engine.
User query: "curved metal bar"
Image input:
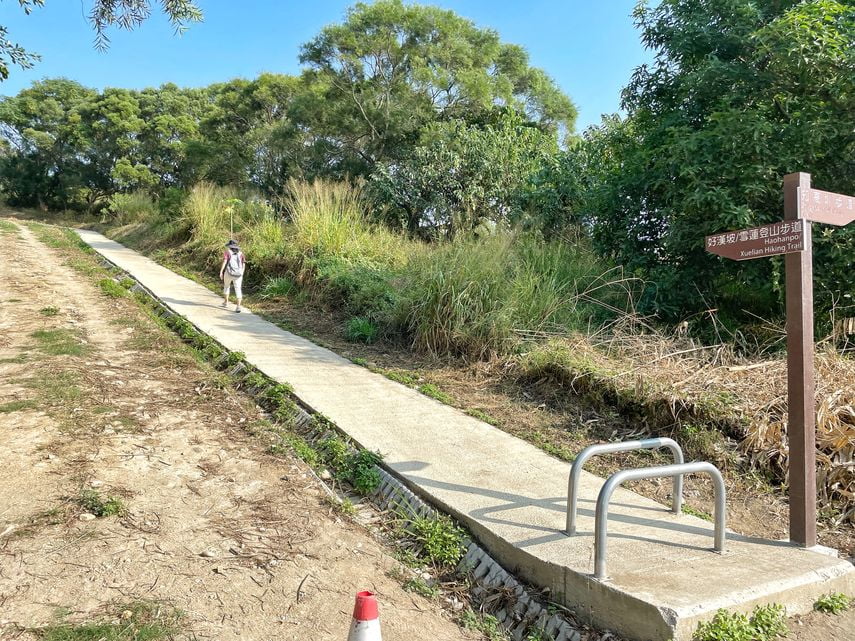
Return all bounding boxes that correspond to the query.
[594,462,726,580]
[565,438,684,535]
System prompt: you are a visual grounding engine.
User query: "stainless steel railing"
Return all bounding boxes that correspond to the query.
[594,461,726,580]
[565,438,684,535]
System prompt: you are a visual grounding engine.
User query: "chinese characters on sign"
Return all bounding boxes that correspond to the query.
[705,173,855,549]
[799,187,855,226]
[705,220,805,261]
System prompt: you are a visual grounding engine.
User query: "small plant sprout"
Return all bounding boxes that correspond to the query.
[814,592,851,614]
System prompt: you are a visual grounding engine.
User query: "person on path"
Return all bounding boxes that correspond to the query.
[220,240,246,313]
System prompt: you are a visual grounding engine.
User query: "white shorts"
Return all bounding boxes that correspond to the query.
[224,273,243,298]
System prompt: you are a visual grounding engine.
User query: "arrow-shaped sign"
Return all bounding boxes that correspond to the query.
[799,187,855,226]
[705,220,805,261]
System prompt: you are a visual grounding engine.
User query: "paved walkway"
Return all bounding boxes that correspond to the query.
[77,230,853,641]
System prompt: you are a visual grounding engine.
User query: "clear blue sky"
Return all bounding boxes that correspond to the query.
[0,0,653,131]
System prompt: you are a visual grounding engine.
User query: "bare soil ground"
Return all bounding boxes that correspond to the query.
[0,221,478,641]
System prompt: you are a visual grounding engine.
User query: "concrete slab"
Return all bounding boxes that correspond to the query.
[77,230,855,641]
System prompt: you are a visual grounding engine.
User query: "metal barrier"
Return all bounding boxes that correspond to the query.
[594,461,726,580]
[565,438,684,535]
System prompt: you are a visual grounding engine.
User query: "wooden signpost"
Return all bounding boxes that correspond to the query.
[706,172,855,548]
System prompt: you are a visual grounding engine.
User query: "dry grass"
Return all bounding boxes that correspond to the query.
[516,316,855,524]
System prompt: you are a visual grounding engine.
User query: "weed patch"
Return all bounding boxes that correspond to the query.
[345,317,378,344]
[260,276,296,299]
[36,601,181,641]
[692,604,786,641]
[403,576,440,599]
[77,489,127,518]
[30,329,91,357]
[399,513,465,569]
[0,399,37,413]
[418,383,454,405]
[98,278,128,298]
[460,608,506,640]
[40,306,60,316]
[317,435,382,494]
[813,592,851,614]
[465,408,499,426]
[24,371,82,405]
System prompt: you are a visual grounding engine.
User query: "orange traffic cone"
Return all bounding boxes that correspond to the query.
[347,591,382,641]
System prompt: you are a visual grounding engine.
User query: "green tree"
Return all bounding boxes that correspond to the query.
[299,0,576,175]
[0,78,97,208]
[371,111,558,237]
[579,0,855,323]
[1,0,202,80]
[193,74,313,193]
[136,83,210,189]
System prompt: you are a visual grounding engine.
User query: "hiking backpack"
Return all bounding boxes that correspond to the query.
[226,249,244,277]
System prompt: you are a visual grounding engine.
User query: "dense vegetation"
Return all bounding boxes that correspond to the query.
[1,0,854,335]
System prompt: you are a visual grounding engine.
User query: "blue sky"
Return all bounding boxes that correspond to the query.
[0,0,654,131]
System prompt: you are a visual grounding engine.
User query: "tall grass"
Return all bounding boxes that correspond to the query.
[105,191,158,225]
[182,182,238,252]
[110,179,630,356]
[284,178,416,269]
[397,233,636,356]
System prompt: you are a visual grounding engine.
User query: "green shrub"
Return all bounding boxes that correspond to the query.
[692,605,787,641]
[409,514,464,568]
[224,350,246,367]
[157,186,187,219]
[814,593,851,614]
[348,449,381,494]
[263,383,294,406]
[345,317,379,344]
[243,371,267,389]
[98,278,128,298]
[319,436,351,470]
[260,276,296,299]
[106,191,158,225]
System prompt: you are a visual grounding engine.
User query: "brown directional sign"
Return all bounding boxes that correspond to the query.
[704,173,854,549]
[799,187,855,226]
[705,220,805,261]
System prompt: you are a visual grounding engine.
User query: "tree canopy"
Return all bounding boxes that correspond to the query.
[298,0,576,173]
[575,0,855,321]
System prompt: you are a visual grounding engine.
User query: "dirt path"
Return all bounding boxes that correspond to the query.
[0,222,477,640]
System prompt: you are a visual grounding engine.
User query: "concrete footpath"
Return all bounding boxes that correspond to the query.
[76,230,854,641]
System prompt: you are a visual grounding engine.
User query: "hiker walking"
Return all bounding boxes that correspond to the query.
[220,239,246,313]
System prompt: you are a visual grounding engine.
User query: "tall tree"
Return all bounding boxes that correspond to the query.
[371,111,558,237]
[0,78,97,208]
[299,0,576,174]
[580,0,855,322]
